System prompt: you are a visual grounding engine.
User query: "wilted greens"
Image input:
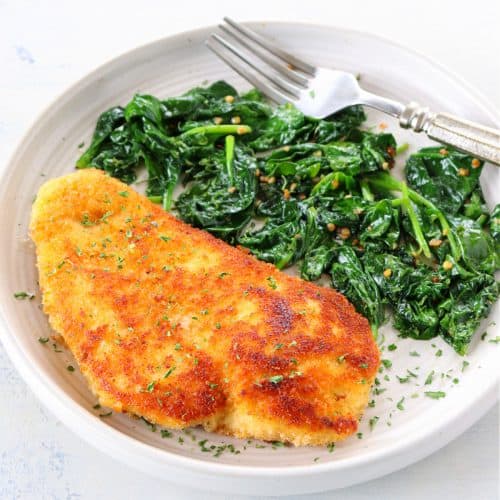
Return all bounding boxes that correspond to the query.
[78,81,499,354]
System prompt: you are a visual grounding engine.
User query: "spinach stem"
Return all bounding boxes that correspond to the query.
[360,180,374,202]
[225,135,235,184]
[163,184,175,211]
[401,183,431,258]
[183,124,251,136]
[367,172,462,260]
[407,190,460,261]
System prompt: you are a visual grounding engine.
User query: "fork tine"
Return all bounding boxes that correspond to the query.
[223,17,316,76]
[206,37,291,105]
[219,24,309,87]
[210,34,301,98]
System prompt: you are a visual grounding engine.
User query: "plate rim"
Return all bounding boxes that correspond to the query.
[0,20,498,489]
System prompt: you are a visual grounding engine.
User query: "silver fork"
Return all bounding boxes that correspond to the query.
[207,18,500,166]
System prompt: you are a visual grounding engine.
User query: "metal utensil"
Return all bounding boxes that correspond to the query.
[207,18,500,165]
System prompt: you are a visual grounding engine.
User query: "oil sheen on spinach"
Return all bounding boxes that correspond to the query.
[78,81,499,354]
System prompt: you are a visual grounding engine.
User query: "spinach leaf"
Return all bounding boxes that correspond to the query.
[330,246,384,334]
[176,142,257,242]
[439,273,498,354]
[77,107,126,169]
[238,197,305,268]
[405,147,483,215]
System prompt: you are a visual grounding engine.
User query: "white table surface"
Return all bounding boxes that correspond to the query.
[0,0,498,498]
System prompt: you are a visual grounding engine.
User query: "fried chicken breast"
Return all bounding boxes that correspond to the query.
[30,168,379,446]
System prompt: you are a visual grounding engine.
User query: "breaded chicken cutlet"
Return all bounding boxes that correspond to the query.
[30,168,379,446]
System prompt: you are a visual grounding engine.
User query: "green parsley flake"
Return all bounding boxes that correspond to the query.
[67,365,75,372]
[266,276,278,289]
[118,191,129,197]
[161,429,172,438]
[38,337,49,344]
[381,359,392,369]
[268,375,284,385]
[425,370,435,385]
[146,381,156,392]
[14,291,35,300]
[369,416,379,430]
[163,366,176,378]
[160,235,171,242]
[425,391,446,400]
[396,397,405,411]
[387,344,397,351]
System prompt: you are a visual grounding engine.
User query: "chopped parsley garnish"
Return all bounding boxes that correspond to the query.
[215,322,221,329]
[67,365,75,372]
[81,213,94,226]
[99,411,113,418]
[266,276,278,289]
[271,441,285,449]
[274,343,284,350]
[396,397,405,411]
[327,442,335,452]
[381,359,392,369]
[160,429,172,438]
[268,375,284,385]
[174,343,182,351]
[118,191,129,197]
[387,344,397,351]
[146,381,156,392]
[38,337,49,344]
[461,361,470,372]
[159,235,171,242]
[425,391,446,400]
[488,336,500,344]
[163,366,176,378]
[435,349,443,357]
[369,416,379,430]
[218,272,230,279]
[14,291,35,300]
[409,351,420,357]
[424,371,435,385]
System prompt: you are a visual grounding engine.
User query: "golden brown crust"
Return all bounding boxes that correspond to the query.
[30,169,379,446]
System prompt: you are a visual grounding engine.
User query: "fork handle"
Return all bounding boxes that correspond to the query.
[399,102,500,165]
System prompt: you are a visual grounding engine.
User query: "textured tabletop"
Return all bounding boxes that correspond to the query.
[0,0,498,498]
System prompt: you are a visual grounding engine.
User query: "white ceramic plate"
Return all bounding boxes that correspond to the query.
[0,22,498,496]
